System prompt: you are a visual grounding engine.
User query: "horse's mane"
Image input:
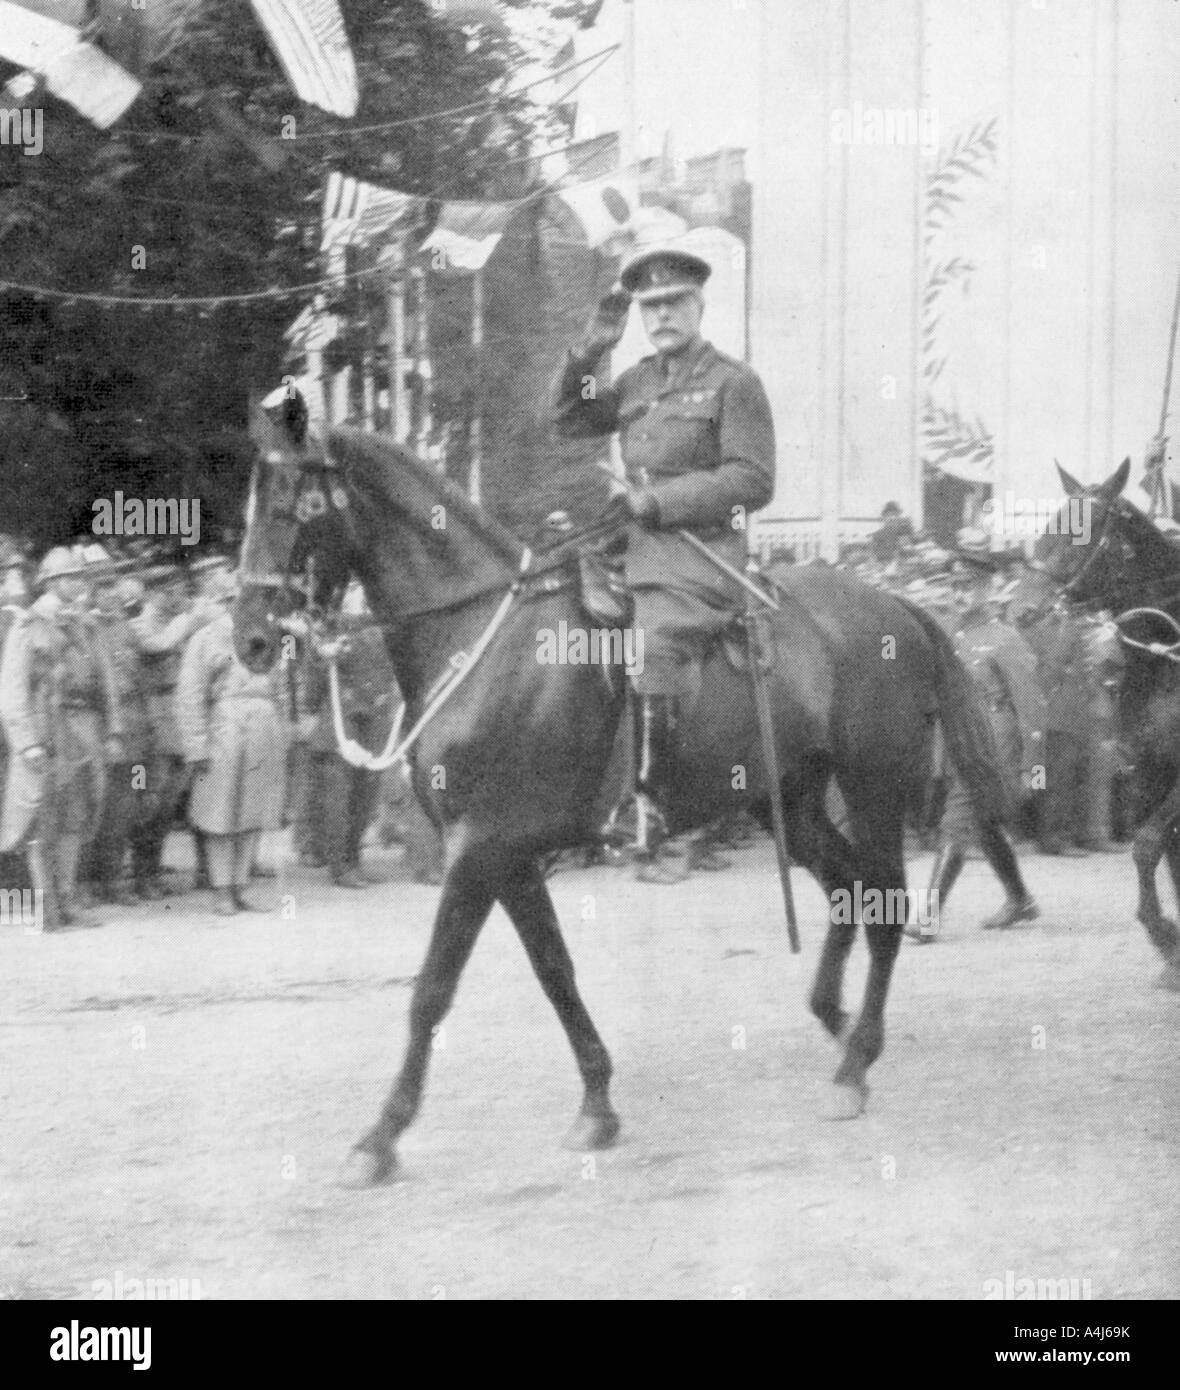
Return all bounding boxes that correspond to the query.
[324,426,524,566]
[1108,494,1180,570]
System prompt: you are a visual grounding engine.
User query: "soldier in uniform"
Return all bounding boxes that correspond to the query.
[0,545,124,929]
[84,560,153,904]
[908,539,1041,940]
[303,608,395,888]
[125,566,212,897]
[1079,611,1124,853]
[1026,600,1091,855]
[552,244,776,882]
[0,538,31,893]
[176,572,292,916]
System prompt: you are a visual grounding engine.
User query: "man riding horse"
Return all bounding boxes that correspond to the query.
[552,245,776,882]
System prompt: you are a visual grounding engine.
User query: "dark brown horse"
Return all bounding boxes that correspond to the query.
[233,404,1009,1185]
[1036,457,1180,990]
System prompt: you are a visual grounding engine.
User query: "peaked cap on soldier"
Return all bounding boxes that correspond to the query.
[619,245,712,304]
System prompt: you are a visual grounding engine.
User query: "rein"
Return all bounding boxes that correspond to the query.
[325,547,534,772]
[1112,606,1180,663]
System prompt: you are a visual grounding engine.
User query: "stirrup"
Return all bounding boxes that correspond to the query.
[601,792,669,856]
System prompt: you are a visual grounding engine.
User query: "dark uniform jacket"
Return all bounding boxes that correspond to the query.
[955,607,1046,791]
[0,594,123,850]
[553,336,776,599]
[1026,608,1091,734]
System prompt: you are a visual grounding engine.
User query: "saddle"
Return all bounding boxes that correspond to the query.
[575,546,777,674]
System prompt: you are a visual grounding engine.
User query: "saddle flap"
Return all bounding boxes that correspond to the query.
[578,551,632,628]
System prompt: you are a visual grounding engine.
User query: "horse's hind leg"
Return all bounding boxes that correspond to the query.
[1153,823,1180,990]
[341,849,497,1187]
[497,858,620,1149]
[1132,782,1180,969]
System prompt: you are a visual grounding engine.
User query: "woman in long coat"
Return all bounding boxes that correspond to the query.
[176,599,290,915]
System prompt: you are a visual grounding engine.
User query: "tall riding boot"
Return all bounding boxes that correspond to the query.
[27,837,60,931]
[633,695,686,885]
[905,841,964,943]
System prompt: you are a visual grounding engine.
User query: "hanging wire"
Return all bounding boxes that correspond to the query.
[117,45,620,143]
[0,45,625,310]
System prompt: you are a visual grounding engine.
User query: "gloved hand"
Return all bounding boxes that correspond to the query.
[623,486,659,528]
[582,284,632,356]
[603,479,658,529]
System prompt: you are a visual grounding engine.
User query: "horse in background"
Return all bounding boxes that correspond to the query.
[1035,457,1180,989]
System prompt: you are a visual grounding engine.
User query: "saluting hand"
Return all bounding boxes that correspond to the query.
[583,284,632,355]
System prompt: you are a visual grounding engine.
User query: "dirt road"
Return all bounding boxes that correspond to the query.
[2,840,1176,1299]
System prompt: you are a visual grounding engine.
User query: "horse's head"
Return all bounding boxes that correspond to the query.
[233,387,355,673]
[1032,456,1169,607]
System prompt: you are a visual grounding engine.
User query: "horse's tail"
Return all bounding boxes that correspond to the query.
[892,595,1009,826]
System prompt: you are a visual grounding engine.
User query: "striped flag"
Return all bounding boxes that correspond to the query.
[6,1,358,123]
[0,0,141,128]
[249,0,358,119]
[321,171,427,252]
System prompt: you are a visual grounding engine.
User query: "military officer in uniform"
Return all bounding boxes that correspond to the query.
[908,539,1041,940]
[84,558,153,904]
[0,545,123,929]
[0,538,31,893]
[1026,600,1092,855]
[553,245,776,882]
[126,566,212,897]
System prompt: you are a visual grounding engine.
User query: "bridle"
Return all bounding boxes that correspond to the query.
[237,430,354,620]
[1055,491,1120,603]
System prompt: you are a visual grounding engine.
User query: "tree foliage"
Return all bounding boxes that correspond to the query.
[0,0,591,543]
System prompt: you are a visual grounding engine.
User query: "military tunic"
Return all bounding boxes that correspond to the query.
[955,608,1046,811]
[176,610,290,835]
[554,336,775,694]
[0,592,122,850]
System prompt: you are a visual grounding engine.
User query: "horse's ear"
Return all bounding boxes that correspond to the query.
[1055,460,1084,496]
[1099,456,1131,499]
[260,383,309,446]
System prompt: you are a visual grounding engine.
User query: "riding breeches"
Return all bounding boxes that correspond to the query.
[628,585,736,698]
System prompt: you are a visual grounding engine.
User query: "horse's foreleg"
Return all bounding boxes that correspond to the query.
[497,858,620,1151]
[341,854,496,1187]
[782,786,859,1046]
[1132,793,1180,963]
[823,797,909,1121]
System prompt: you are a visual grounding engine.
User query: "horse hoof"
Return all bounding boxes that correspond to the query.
[1153,961,1180,992]
[820,1082,868,1121]
[338,1145,398,1188]
[563,1112,621,1151]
